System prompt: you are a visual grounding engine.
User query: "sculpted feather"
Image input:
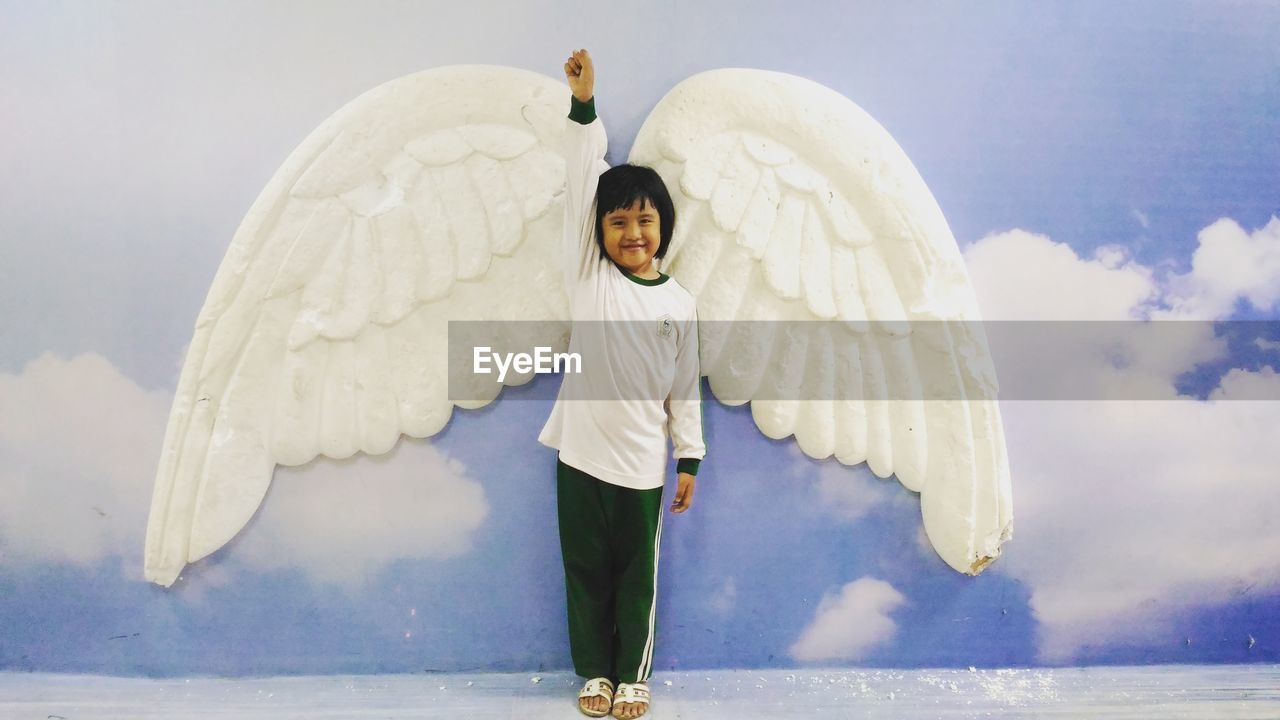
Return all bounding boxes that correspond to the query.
[144,65,1011,587]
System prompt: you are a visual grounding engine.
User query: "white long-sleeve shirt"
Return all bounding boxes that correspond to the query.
[537,99,706,490]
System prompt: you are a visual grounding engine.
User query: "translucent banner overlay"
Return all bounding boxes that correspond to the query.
[446,320,1280,402]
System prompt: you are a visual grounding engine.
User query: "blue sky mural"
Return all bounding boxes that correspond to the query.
[1,0,1278,677]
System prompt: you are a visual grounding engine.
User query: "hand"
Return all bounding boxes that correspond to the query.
[670,472,695,513]
[564,48,594,103]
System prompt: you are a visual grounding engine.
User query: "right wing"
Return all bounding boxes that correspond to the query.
[145,66,571,587]
[630,69,1013,574]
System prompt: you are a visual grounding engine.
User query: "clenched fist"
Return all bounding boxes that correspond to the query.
[564,49,594,103]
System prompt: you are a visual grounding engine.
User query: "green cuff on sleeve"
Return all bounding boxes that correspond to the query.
[676,458,701,477]
[569,95,596,125]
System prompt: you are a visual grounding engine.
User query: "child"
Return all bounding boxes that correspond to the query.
[537,49,706,720]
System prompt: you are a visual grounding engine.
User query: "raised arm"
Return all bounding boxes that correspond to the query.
[561,49,609,287]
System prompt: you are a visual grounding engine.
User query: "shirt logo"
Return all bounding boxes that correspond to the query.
[657,314,674,338]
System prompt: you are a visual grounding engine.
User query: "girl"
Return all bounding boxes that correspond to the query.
[538,49,706,719]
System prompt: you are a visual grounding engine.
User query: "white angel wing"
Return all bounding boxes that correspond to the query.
[630,69,1013,574]
[144,66,571,587]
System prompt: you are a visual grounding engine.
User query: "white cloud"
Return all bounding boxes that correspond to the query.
[1254,337,1280,353]
[708,576,737,615]
[963,221,1280,661]
[1158,217,1280,319]
[0,352,489,591]
[1093,244,1133,270]
[964,218,1280,323]
[963,229,1155,321]
[813,462,903,522]
[0,353,168,570]
[1210,366,1280,401]
[914,526,934,559]
[966,229,1225,401]
[996,399,1280,660]
[231,441,489,589]
[789,577,905,662]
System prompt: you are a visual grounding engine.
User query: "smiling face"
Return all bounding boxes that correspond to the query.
[601,199,662,277]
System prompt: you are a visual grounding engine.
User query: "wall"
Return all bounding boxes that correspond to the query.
[2,0,1279,676]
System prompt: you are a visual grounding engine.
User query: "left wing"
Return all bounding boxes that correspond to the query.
[144,66,571,586]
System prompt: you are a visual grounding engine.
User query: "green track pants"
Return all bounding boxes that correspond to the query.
[556,458,664,684]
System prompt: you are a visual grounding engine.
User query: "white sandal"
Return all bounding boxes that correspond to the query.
[611,682,650,718]
[577,677,614,717]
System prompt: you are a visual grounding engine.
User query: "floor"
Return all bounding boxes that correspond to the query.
[2,664,1278,719]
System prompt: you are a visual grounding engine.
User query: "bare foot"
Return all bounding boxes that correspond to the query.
[581,693,610,716]
[612,699,644,718]
[611,683,649,719]
[578,678,613,717]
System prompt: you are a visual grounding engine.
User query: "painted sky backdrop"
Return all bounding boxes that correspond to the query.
[1,1,1279,676]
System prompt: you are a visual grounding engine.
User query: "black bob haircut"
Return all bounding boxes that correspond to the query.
[594,164,677,262]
